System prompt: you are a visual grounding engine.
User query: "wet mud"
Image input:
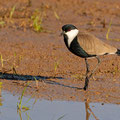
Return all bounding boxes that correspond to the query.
[0,0,120,104]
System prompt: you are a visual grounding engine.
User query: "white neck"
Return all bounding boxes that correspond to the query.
[65,29,79,47]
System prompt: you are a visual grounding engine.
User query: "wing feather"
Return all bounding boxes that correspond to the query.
[77,31,117,55]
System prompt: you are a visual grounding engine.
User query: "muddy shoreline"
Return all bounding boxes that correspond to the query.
[0,0,120,104]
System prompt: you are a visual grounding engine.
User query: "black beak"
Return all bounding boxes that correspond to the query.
[60,31,64,36]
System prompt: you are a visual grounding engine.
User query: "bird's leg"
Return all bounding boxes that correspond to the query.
[85,58,90,76]
[88,56,101,79]
[83,56,101,90]
[84,58,90,90]
[84,77,89,90]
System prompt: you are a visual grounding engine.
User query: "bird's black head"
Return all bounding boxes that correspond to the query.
[61,24,79,48]
[62,24,77,32]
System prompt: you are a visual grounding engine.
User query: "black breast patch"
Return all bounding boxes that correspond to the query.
[69,37,95,58]
[64,36,95,58]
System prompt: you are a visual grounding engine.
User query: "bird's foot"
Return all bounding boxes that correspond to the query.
[83,86,87,91]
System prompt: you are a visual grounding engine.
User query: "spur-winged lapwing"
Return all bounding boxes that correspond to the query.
[61,24,120,90]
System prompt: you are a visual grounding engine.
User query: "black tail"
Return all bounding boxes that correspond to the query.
[116,49,120,55]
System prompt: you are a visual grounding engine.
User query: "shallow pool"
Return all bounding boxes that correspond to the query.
[0,90,120,120]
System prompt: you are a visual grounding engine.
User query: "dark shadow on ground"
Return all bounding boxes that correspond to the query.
[0,72,63,81]
[0,72,83,90]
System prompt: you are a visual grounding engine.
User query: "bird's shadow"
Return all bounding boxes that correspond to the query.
[0,72,83,90]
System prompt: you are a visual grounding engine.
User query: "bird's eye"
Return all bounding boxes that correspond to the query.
[67,29,71,32]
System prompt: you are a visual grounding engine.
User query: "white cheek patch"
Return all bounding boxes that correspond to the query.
[65,29,79,47]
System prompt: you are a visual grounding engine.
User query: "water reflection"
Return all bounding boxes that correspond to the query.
[85,99,90,120]
[0,90,120,120]
[18,110,22,120]
[17,96,37,120]
[85,99,99,120]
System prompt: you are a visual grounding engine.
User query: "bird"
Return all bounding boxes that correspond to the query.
[61,24,120,90]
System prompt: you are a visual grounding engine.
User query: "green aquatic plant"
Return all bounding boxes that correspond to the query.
[54,60,60,73]
[53,10,60,20]
[0,55,4,68]
[10,5,16,19]
[32,15,43,32]
[31,10,44,32]
[33,76,39,89]
[106,19,120,41]
[106,19,112,40]
[32,98,38,109]
[0,21,5,27]
[26,112,32,120]
[17,81,36,120]
[12,66,17,74]
[57,114,66,120]
[0,82,2,87]
[112,66,120,75]
[71,74,83,81]
[17,82,30,111]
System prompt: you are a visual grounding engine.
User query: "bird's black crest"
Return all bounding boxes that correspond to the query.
[62,24,77,32]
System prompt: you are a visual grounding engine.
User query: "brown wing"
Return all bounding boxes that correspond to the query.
[77,31,117,55]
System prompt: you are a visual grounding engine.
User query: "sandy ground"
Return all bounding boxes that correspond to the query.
[0,0,120,104]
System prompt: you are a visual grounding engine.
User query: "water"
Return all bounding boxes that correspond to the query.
[0,90,120,120]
